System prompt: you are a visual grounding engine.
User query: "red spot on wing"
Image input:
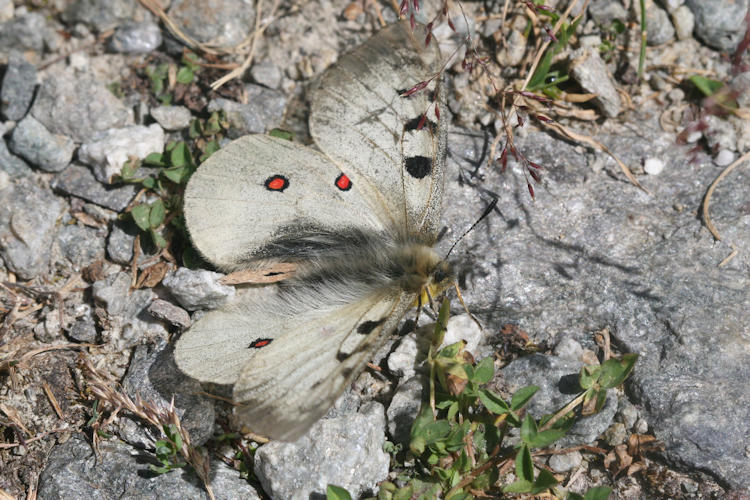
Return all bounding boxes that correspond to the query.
[335,173,352,191]
[249,338,273,348]
[265,175,289,192]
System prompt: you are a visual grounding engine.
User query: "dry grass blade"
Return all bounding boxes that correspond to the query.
[210,0,282,90]
[82,358,215,500]
[701,150,750,241]
[42,381,64,420]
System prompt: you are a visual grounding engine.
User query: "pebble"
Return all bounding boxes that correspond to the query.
[714,149,735,167]
[646,3,675,45]
[147,299,191,330]
[51,164,138,212]
[77,124,165,183]
[644,157,665,175]
[251,60,283,89]
[109,21,162,53]
[671,5,695,40]
[162,268,235,311]
[0,51,37,121]
[30,69,133,143]
[9,115,75,172]
[548,450,583,473]
[150,105,192,131]
[568,47,621,117]
[0,138,32,178]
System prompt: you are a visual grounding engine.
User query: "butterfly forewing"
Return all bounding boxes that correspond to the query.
[310,20,447,240]
[184,135,384,271]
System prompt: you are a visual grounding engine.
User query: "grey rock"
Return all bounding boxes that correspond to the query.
[0,138,31,178]
[147,299,191,330]
[646,4,675,45]
[443,313,483,355]
[57,223,106,268]
[61,0,137,32]
[207,84,286,137]
[671,5,695,40]
[0,0,12,23]
[733,71,750,108]
[37,434,260,500]
[685,0,749,51]
[0,179,63,279]
[31,69,133,143]
[151,105,192,131]
[162,268,235,311]
[500,354,617,447]
[33,307,63,343]
[120,342,215,447]
[387,332,423,379]
[548,450,582,473]
[703,115,737,153]
[1,51,37,121]
[168,0,256,47]
[251,60,282,89]
[109,21,162,53]
[443,125,750,488]
[616,398,639,430]
[0,12,46,53]
[568,47,621,117]
[106,222,136,264]
[9,116,75,172]
[254,402,389,500]
[553,337,584,361]
[51,164,137,212]
[604,422,628,446]
[588,1,628,25]
[78,124,165,183]
[91,271,168,348]
[387,376,425,446]
[67,305,98,343]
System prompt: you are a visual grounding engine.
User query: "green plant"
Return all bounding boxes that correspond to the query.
[526,11,582,96]
[145,51,202,105]
[150,424,188,474]
[353,299,633,499]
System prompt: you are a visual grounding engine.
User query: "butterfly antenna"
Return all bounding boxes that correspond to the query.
[444,197,498,259]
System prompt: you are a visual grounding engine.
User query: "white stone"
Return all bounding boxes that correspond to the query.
[78,124,165,183]
[644,157,665,175]
[714,149,735,167]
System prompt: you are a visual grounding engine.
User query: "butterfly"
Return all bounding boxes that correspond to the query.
[174,20,451,441]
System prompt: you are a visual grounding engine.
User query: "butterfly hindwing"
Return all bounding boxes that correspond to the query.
[310,20,447,240]
[233,291,414,441]
[183,135,384,271]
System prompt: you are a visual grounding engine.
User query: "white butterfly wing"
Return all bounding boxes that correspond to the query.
[232,292,414,441]
[184,134,384,271]
[310,20,447,239]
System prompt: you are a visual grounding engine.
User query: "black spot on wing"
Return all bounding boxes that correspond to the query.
[405,156,433,178]
[357,318,386,335]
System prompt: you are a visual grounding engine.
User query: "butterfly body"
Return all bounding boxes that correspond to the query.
[175,21,448,441]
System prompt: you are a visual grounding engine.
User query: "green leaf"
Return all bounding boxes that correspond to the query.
[149,228,168,249]
[169,142,192,168]
[530,468,558,493]
[471,356,494,384]
[131,203,151,231]
[510,385,539,411]
[515,443,533,482]
[520,414,538,444]
[176,66,194,84]
[142,177,156,190]
[567,494,585,500]
[432,299,451,350]
[149,200,166,228]
[527,428,566,448]
[144,152,166,167]
[584,486,613,500]
[162,165,189,184]
[688,75,724,97]
[421,420,451,445]
[269,128,294,141]
[478,389,510,414]
[503,479,534,493]
[598,354,638,389]
[326,485,353,500]
[120,159,138,180]
[579,364,601,390]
